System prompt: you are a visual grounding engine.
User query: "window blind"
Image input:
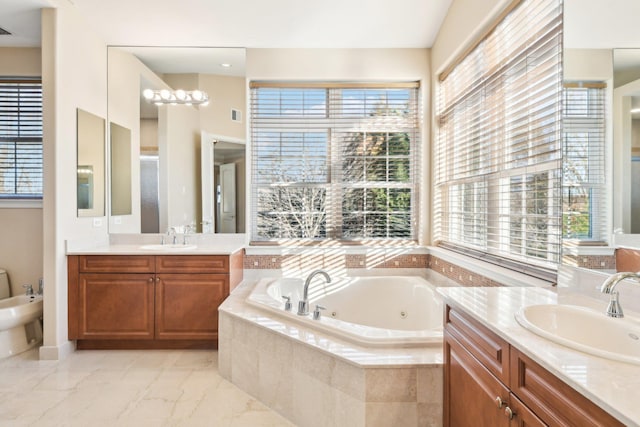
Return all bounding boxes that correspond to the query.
[250,83,420,242]
[434,0,563,271]
[0,78,43,198]
[562,83,607,242]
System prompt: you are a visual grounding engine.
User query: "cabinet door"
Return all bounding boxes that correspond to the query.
[444,332,510,427]
[509,393,547,427]
[155,274,228,340]
[78,273,154,339]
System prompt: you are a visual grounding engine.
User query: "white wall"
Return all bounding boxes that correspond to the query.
[245,48,431,243]
[159,105,202,232]
[41,3,108,359]
[198,74,246,141]
[0,47,43,297]
[107,48,168,233]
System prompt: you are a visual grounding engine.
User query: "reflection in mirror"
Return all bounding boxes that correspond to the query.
[110,122,132,216]
[107,47,246,234]
[77,108,105,217]
[613,49,640,234]
[563,0,640,270]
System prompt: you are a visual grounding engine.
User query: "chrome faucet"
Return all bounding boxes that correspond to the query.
[297,270,331,316]
[600,271,640,318]
[22,284,34,296]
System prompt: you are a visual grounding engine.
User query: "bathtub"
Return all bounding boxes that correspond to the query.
[0,295,43,358]
[246,276,443,347]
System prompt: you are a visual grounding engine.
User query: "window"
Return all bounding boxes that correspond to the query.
[250,84,420,242]
[434,0,563,271]
[562,83,607,242]
[0,78,43,198]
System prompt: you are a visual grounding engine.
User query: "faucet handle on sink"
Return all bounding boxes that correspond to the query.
[282,295,292,311]
[313,304,326,320]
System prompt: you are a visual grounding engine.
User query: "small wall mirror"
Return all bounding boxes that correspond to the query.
[110,122,132,216]
[77,108,105,217]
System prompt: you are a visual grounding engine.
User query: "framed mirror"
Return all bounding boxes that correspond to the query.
[76,108,105,217]
[107,46,246,234]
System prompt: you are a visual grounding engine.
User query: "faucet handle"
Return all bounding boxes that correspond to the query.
[313,304,326,320]
[282,295,292,311]
[22,284,34,296]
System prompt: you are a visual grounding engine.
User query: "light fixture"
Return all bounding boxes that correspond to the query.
[631,108,640,114]
[142,88,209,106]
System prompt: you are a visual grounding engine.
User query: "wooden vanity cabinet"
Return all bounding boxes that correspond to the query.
[68,252,243,349]
[444,304,624,427]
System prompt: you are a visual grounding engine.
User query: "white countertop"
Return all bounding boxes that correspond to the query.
[438,286,640,427]
[66,233,246,255]
[66,243,245,255]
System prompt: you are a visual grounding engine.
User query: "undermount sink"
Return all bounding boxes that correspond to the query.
[515,304,640,365]
[139,244,197,251]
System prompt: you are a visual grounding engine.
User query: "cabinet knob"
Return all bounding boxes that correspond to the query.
[148,277,153,282]
[156,277,160,282]
[495,396,506,408]
[504,406,515,420]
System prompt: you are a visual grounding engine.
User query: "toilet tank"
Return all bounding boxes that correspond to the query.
[0,269,10,299]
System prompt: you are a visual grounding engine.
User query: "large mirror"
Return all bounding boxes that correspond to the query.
[562,0,640,269]
[77,108,105,217]
[107,46,247,234]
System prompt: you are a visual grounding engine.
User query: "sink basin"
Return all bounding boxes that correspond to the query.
[515,304,640,365]
[139,244,197,251]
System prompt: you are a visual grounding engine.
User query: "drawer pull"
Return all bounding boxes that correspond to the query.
[148,277,153,282]
[505,406,515,420]
[495,396,506,408]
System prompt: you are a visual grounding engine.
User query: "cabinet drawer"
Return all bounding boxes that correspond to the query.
[79,255,155,273]
[155,255,229,273]
[510,348,624,427]
[445,305,510,384]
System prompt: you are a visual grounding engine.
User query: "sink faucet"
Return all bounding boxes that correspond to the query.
[297,270,331,316]
[600,271,640,318]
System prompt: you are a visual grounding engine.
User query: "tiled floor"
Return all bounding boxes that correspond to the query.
[0,348,294,426]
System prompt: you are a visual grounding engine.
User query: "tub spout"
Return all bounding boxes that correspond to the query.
[298,270,331,316]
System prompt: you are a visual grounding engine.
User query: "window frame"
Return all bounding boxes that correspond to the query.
[0,77,43,204]
[434,0,563,274]
[249,82,420,245]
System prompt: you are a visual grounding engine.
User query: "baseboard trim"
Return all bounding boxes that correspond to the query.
[39,340,75,360]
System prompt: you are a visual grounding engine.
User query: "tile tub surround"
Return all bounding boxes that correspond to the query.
[438,286,640,426]
[244,247,546,288]
[219,280,444,427]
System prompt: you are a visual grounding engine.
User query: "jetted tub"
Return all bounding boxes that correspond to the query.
[246,276,443,347]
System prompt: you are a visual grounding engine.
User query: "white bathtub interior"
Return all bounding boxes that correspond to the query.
[247,275,443,347]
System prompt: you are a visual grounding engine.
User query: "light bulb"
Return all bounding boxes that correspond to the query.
[175,89,186,101]
[142,89,155,100]
[192,90,204,101]
[160,89,171,100]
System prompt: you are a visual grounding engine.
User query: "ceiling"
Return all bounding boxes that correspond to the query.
[0,0,453,49]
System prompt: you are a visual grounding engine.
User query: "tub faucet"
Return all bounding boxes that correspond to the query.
[297,270,331,316]
[600,271,640,318]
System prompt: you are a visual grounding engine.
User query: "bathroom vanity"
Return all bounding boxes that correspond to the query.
[67,249,243,349]
[440,287,637,426]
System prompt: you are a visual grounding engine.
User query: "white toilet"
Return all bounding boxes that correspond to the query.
[0,269,43,358]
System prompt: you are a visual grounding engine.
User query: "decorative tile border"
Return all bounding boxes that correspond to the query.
[562,254,616,270]
[427,255,503,287]
[243,252,508,287]
[243,253,430,270]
